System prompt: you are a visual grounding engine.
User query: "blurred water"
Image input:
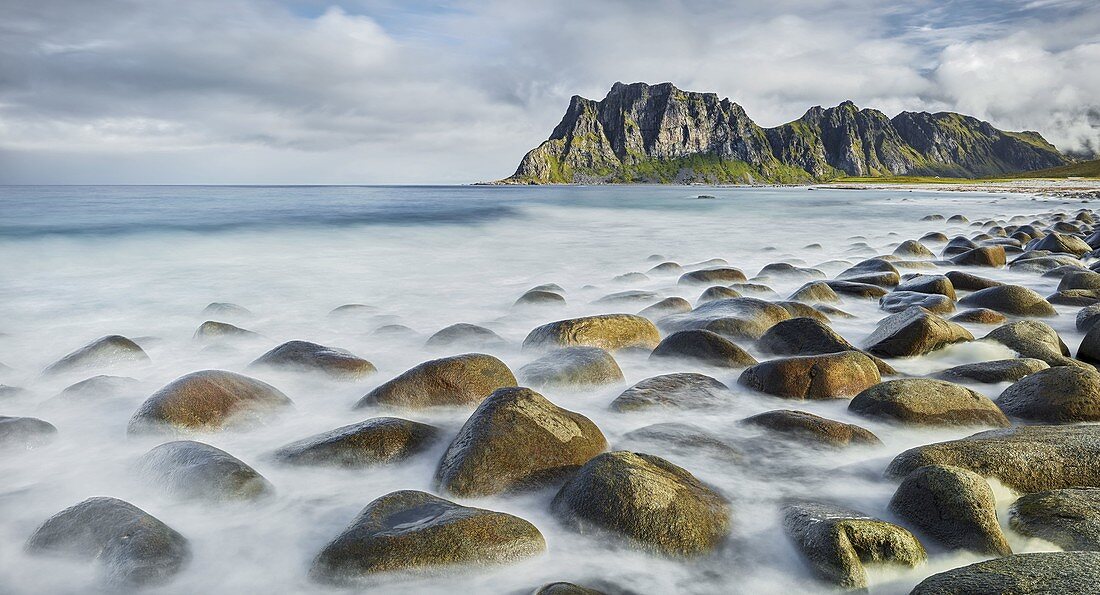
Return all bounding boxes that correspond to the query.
[0,185,1082,593]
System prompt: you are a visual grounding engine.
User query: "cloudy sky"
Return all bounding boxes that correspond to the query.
[1,0,1098,184]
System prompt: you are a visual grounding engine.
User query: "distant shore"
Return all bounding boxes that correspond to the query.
[818,178,1100,201]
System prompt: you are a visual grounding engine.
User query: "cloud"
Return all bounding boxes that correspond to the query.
[0,0,1096,183]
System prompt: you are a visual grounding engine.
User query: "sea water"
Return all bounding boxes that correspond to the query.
[0,185,1080,593]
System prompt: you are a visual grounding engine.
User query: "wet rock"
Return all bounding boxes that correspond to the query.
[203,302,252,318]
[649,330,756,369]
[26,497,190,587]
[921,231,949,242]
[728,282,776,297]
[275,417,440,468]
[519,346,624,387]
[880,290,955,314]
[1010,487,1100,551]
[658,297,791,341]
[638,297,692,318]
[1030,231,1092,256]
[934,358,1049,384]
[893,240,934,258]
[594,290,659,305]
[1058,269,1100,291]
[948,214,969,223]
[838,272,900,287]
[1047,289,1100,306]
[612,272,649,284]
[815,304,854,318]
[910,552,1100,595]
[193,320,259,342]
[823,280,888,299]
[886,425,1100,493]
[523,314,661,352]
[515,290,566,307]
[889,465,1012,556]
[983,321,1087,368]
[757,262,824,280]
[436,387,606,496]
[945,270,1003,291]
[250,340,376,380]
[950,308,1007,324]
[137,440,272,501]
[0,416,57,448]
[372,323,417,337]
[863,307,974,357]
[839,258,899,280]
[609,373,731,412]
[42,335,149,376]
[738,352,880,400]
[531,583,607,595]
[310,490,545,582]
[55,375,142,402]
[1079,303,1100,332]
[757,317,854,355]
[531,283,566,293]
[958,285,1057,317]
[942,236,978,257]
[356,353,516,409]
[741,410,880,447]
[426,323,507,350]
[782,501,925,590]
[848,378,1009,427]
[1078,323,1100,365]
[1010,253,1085,274]
[789,281,840,303]
[678,267,747,285]
[620,423,741,464]
[774,301,830,322]
[898,274,957,299]
[647,261,684,275]
[951,246,1007,267]
[551,451,730,557]
[696,286,741,304]
[128,370,292,434]
[997,366,1100,422]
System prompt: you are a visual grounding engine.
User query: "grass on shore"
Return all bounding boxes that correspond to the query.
[829,158,1100,184]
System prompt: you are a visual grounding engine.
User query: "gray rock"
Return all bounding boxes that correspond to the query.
[619,422,742,464]
[658,297,791,341]
[910,552,1100,594]
[848,378,1009,427]
[356,353,516,409]
[203,302,252,318]
[1030,231,1092,256]
[42,335,149,376]
[515,290,566,307]
[1010,487,1100,551]
[594,290,660,305]
[520,346,624,387]
[128,370,293,434]
[638,297,692,318]
[997,366,1100,422]
[426,323,507,349]
[741,410,881,447]
[863,307,973,357]
[609,373,730,412]
[0,416,57,448]
[893,240,934,258]
[250,340,376,380]
[275,417,440,468]
[137,440,272,501]
[193,320,259,342]
[1079,303,1100,332]
[695,286,741,304]
[1059,270,1100,291]
[934,358,1049,384]
[881,290,956,314]
[889,464,1011,555]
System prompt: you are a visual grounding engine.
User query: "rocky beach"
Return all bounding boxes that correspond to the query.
[3,183,1100,593]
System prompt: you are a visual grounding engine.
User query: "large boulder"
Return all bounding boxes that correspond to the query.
[1078,302,1100,332]
[741,410,881,447]
[193,321,259,342]
[551,451,730,557]
[951,246,1007,267]
[1030,231,1092,256]
[934,358,1049,384]
[250,340,376,380]
[649,330,757,368]
[26,497,190,587]
[523,314,660,351]
[757,317,894,375]
[823,280,889,299]
[274,417,440,467]
[950,308,1007,324]
[789,281,840,303]
[889,465,1011,556]
[609,373,731,412]
[356,353,516,409]
[1009,487,1100,551]
[128,370,293,434]
[425,323,507,350]
[619,423,742,464]
[1058,269,1100,291]
[435,387,606,496]
[910,552,1100,595]
[515,289,566,307]
[983,320,1087,368]
[958,285,1058,317]
[309,490,545,583]
[0,416,57,448]
[1077,323,1100,364]
[782,501,925,591]
[42,335,149,376]
[848,379,1009,427]
[863,307,973,357]
[658,297,791,341]
[886,425,1100,493]
[996,366,1100,422]
[136,440,272,501]
[519,346,624,387]
[880,291,955,314]
[677,267,746,285]
[897,274,957,300]
[638,297,692,318]
[945,270,1003,291]
[893,239,934,258]
[738,352,880,400]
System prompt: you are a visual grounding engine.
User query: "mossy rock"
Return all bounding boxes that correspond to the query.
[310,490,545,583]
[275,417,440,468]
[738,352,881,400]
[741,410,880,447]
[523,314,660,352]
[609,373,730,412]
[356,353,516,409]
[551,451,730,557]
[128,370,293,434]
[137,440,273,501]
[996,366,1100,422]
[1009,487,1100,551]
[910,552,1100,594]
[519,347,624,387]
[42,335,149,376]
[849,378,1009,427]
[250,340,376,380]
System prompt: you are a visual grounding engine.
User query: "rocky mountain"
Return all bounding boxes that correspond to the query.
[502,82,1070,184]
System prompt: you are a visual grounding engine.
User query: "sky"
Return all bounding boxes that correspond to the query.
[1,0,1098,184]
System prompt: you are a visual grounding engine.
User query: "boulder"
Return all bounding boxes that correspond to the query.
[678,267,746,285]
[128,370,292,434]
[1058,269,1100,291]
[310,490,545,582]
[436,387,606,496]
[638,297,692,318]
[958,285,1057,317]
[950,308,1007,324]
[619,423,742,464]
[26,497,190,587]
[848,378,1009,427]
[910,552,1100,595]
[523,314,660,352]
[1079,303,1100,332]
[1010,487,1100,551]
[863,307,973,357]
[193,321,259,342]
[202,302,251,318]
[250,340,376,380]
[649,330,757,368]
[647,261,684,275]
[984,321,1088,368]
[934,358,1049,384]
[1010,253,1085,274]
[951,246,1007,267]
[774,301,830,322]
[1047,289,1100,306]
[594,290,659,305]
[996,366,1100,422]
[789,281,840,303]
[609,373,731,412]
[738,352,880,400]
[945,270,1003,291]
[519,346,624,387]
[822,280,888,299]
[0,416,57,448]
[275,417,440,467]
[551,451,730,557]
[425,323,507,349]
[356,353,516,409]
[137,440,272,501]
[897,274,957,300]
[741,410,880,447]
[880,291,955,314]
[696,286,741,304]
[782,501,925,591]
[757,262,825,280]
[515,289,566,307]
[886,425,1100,493]
[1030,231,1092,256]
[658,297,791,341]
[893,240,934,258]
[889,465,1011,556]
[42,335,149,376]
[1078,323,1100,365]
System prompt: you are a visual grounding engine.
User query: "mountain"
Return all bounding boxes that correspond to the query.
[502,82,1070,184]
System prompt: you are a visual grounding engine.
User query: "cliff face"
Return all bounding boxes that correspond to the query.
[505,82,1070,184]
